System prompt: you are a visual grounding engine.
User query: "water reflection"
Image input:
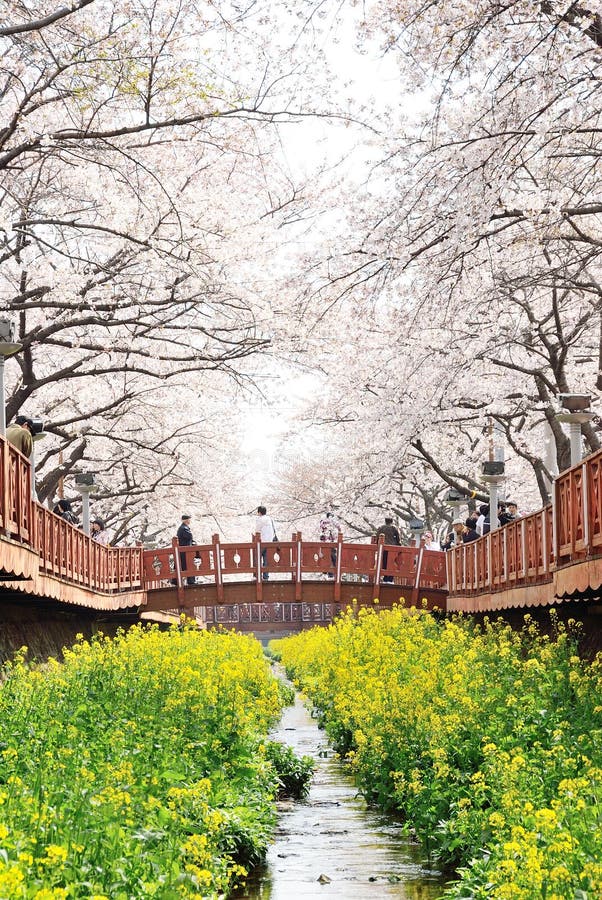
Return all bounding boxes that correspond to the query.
[233,688,447,900]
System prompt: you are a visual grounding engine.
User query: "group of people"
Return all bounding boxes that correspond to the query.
[373,500,522,564]
[175,507,281,585]
[440,500,519,551]
[51,499,109,545]
[175,507,336,585]
[175,501,524,588]
[7,409,522,568]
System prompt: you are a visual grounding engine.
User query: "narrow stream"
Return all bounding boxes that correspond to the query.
[233,689,448,899]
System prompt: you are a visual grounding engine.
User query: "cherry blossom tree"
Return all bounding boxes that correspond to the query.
[273,0,602,529]
[0,0,342,539]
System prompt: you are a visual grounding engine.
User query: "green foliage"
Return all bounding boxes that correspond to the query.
[263,740,314,799]
[276,679,295,706]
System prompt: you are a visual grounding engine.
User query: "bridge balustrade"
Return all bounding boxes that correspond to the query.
[142,534,448,608]
[448,507,554,598]
[33,504,144,592]
[1,440,32,542]
[0,433,143,596]
[7,426,602,614]
[447,448,602,603]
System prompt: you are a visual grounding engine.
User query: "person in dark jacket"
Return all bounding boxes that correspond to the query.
[53,498,78,526]
[499,501,517,526]
[463,518,479,543]
[466,508,480,529]
[177,514,196,585]
[376,517,401,583]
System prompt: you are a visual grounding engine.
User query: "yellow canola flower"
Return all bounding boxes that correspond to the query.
[272,606,602,900]
[34,890,68,900]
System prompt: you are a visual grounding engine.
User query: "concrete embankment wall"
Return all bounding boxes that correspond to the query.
[0,596,134,666]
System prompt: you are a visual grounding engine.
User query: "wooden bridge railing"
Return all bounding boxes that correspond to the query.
[33,504,143,591]
[0,434,143,596]
[1,438,32,542]
[447,506,553,597]
[448,444,602,601]
[142,533,448,602]
[6,425,602,611]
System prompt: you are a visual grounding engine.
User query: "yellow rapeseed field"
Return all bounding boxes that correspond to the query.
[0,623,288,899]
[272,606,602,900]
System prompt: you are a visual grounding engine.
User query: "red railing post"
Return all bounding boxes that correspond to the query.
[552,477,559,567]
[334,531,343,602]
[410,546,424,606]
[212,533,224,603]
[172,537,185,610]
[0,439,8,532]
[254,531,262,602]
[294,532,302,601]
[582,461,590,550]
[373,535,383,600]
[444,548,451,593]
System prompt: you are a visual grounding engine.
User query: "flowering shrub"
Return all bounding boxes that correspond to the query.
[0,624,288,898]
[272,607,602,899]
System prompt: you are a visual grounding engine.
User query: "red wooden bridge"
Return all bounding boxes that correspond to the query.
[2,431,602,634]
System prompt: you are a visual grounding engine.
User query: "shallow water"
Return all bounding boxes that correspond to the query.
[233,689,448,900]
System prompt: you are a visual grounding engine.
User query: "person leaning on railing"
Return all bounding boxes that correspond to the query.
[91,518,109,545]
[53,499,79,526]
[499,501,518,525]
[5,415,33,457]
[441,518,467,551]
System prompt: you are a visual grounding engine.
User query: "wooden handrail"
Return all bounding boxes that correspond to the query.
[0,433,143,595]
[141,534,447,593]
[447,443,602,598]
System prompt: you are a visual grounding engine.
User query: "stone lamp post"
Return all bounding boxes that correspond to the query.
[0,318,22,438]
[408,516,424,548]
[555,393,594,468]
[75,472,97,535]
[481,460,505,531]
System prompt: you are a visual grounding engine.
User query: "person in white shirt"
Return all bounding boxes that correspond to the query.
[254,505,277,581]
[420,530,441,551]
[476,504,489,536]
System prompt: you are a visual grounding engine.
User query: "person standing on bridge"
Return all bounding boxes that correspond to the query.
[177,514,196,586]
[319,511,339,578]
[376,517,401,583]
[441,518,466,551]
[255,505,277,581]
[5,415,33,458]
[53,498,79,526]
[420,530,441,551]
[91,518,109,545]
